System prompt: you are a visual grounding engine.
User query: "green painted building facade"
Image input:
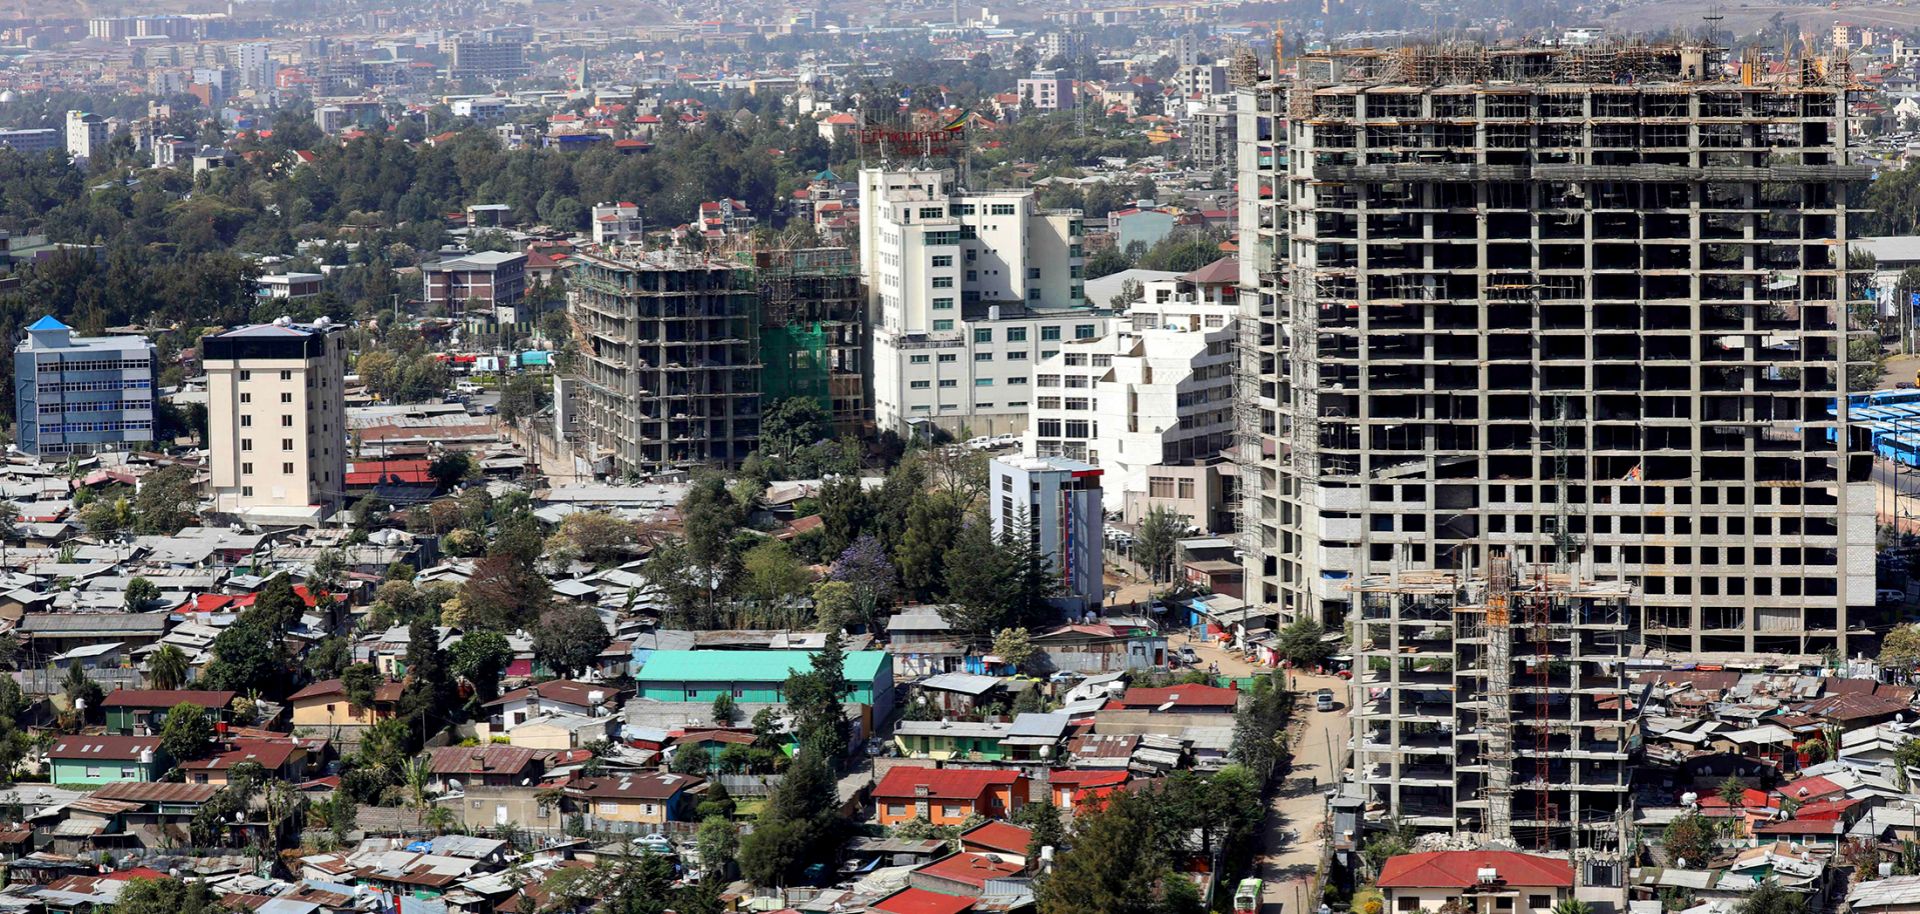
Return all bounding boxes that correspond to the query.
[892,722,1009,761]
[635,650,895,723]
[47,736,165,787]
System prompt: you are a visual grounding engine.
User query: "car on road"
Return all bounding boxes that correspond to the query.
[1178,646,1199,666]
[1315,688,1337,712]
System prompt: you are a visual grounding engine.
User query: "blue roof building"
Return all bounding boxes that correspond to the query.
[13,316,158,457]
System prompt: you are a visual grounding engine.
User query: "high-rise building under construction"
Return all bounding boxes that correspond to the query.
[1235,43,1876,661]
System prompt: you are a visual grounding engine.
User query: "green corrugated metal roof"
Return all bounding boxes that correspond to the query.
[635,650,889,684]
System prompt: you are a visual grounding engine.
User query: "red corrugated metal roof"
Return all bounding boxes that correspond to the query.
[871,888,974,914]
[1377,851,1574,889]
[102,689,237,709]
[874,767,1019,800]
[913,853,1023,888]
[959,821,1031,855]
[1115,684,1239,709]
[346,460,434,486]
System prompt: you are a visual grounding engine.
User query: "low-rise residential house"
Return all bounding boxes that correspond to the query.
[48,736,163,786]
[634,649,895,736]
[873,768,1026,826]
[1030,623,1167,673]
[48,642,125,672]
[668,730,756,770]
[914,673,1004,718]
[483,680,617,729]
[1000,712,1070,762]
[178,737,319,785]
[87,781,217,847]
[437,784,563,832]
[564,773,703,828]
[1047,769,1131,812]
[870,888,977,914]
[907,852,1027,898]
[102,689,237,735]
[958,821,1033,865]
[1848,875,1920,914]
[426,746,543,789]
[887,607,968,679]
[1111,683,1239,713]
[1376,851,1575,914]
[289,678,404,729]
[506,713,614,750]
[894,720,1009,761]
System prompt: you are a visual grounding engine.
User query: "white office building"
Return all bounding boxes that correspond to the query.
[991,455,1105,614]
[859,166,1109,437]
[65,111,107,162]
[1025,262,1239,531]
[233,43,273,91]
[202,318,348,526]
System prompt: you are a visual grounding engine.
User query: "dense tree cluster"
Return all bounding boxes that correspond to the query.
[1036,769,1264,914]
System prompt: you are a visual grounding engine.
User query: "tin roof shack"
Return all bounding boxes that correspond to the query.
[1850,875,1920,914]
[913,673,1005,718]
[85,781,219,848]
[1028,621,1167,674]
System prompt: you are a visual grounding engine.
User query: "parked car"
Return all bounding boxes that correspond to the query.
[1315,688,1337,712]
[1178,646,1200,665]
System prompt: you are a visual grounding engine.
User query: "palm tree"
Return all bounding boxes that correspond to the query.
[148,644,190,691]
[1553,899,1594,914]
[425,804,455,835]
[403,755,436,810]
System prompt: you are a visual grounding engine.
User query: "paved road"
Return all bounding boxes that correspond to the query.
[1257,671,1348,914]
[1167,633,1349,914]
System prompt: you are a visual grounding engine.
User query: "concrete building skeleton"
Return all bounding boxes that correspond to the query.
[569,251,762,474]
[1349,559,1637,865]
[1234,44,1875,660]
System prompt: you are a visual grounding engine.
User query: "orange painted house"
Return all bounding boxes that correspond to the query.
[874,768,1026,826]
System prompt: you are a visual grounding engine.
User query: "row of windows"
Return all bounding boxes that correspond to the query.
[239,462,300,475]
[908,377,1031,389]
[38,419,153,435]
[239,392,297,404]
[1060,353,1114,367]
[37,379,151,394]
[1035,419,1096,439]
[1035,397,1092,410]
[239,415,298,428]
[1148,476,1199,498]
[238,438,299,452]
[37,359,150,374]
[1034,375,1091,388]
[908,401,1029,413]
[38,398,152,415]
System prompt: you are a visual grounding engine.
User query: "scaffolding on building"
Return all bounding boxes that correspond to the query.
[1351,562,1638,857]
[729,244,870,438]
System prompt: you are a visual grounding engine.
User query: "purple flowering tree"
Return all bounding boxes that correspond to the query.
[828,535,898,631]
